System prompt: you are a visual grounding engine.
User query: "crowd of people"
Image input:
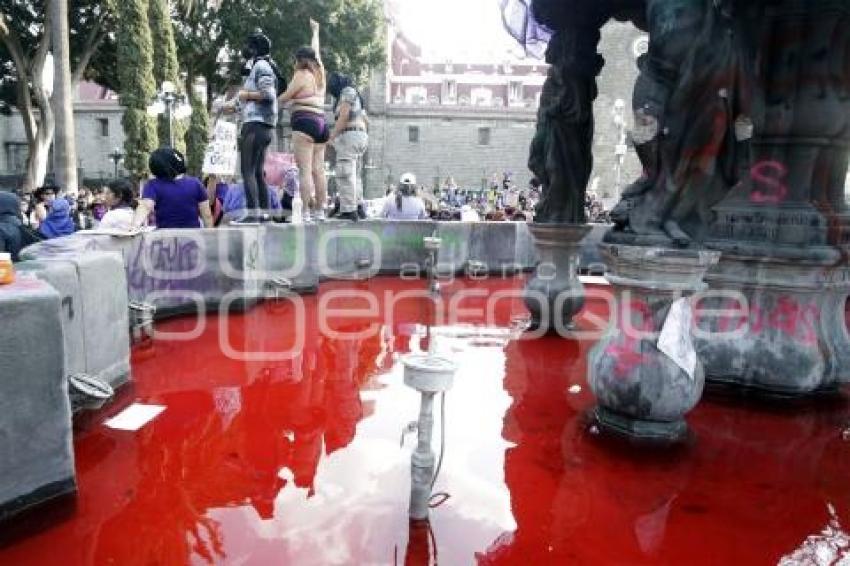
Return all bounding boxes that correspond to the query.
[0,18,614,260]
[0,161,613,260]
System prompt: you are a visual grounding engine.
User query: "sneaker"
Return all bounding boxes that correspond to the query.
[303,210,313,223]
[337,211,358,222]
[357,203,367,219]
[314,209,326,222]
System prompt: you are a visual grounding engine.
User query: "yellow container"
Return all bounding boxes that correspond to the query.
[0,252,14,285]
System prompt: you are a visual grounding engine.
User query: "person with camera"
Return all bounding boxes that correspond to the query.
[31,185,56,227]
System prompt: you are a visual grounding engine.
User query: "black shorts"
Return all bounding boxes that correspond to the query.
[291,112,329,143]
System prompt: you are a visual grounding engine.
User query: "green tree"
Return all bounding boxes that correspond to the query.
[174,0,385,108]
[149,0,187,153]
[116,0,157,179]
[185,92,209,176]
[0,0,113,191]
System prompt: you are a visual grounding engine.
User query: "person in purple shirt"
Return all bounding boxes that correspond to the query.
[132,147,213,229]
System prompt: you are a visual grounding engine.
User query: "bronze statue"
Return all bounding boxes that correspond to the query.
[609,0,751,246]
[526,1,644,224]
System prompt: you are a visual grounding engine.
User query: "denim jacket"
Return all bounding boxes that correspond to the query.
[240,58,278,127]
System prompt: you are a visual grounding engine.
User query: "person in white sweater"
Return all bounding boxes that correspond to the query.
[98,180,136,231]
[381,173,428,220]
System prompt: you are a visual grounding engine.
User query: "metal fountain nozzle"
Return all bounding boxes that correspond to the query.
[266,277,293,300]
[402,352,457,522]
[423,234,442,296]
[129,301,157,342]
[423,236,442,251]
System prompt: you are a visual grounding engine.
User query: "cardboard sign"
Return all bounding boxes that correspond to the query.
[202,121,238,176]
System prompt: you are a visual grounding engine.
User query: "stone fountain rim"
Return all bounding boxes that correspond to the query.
[528,223,594,246]
[598,243,721,267]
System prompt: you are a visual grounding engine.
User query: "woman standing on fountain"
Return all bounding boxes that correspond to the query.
[233,30,281,223]
[278,19,329,223]
[327,72,369,222]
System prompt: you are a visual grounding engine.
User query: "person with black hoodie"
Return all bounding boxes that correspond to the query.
[0,191,25,260]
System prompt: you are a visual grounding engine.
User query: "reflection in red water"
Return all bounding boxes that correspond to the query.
[0,277,848,565]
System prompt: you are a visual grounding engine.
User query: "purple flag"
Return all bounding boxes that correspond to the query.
[499,0,552,59]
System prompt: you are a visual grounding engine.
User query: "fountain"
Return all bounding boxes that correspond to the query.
[401,234,458,522]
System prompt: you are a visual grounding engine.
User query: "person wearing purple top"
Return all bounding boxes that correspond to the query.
[204,175,231,226]
[132,147,213,230]
[222,182,282,224]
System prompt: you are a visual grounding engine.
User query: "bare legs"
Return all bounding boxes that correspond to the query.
[312,143,327,215]
[293,131,326,216]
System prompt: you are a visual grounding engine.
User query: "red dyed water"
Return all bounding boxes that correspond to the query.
[1,277,848,565]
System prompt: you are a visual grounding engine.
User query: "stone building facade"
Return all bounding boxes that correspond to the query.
[0,82,126,187]
[361,20,647,203]
[0,20,646,205]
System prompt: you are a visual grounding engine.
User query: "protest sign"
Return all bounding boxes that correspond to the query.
[202,121,238,176]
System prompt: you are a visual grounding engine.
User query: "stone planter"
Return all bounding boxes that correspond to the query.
[524,224,592,335]
[588,244,720,441]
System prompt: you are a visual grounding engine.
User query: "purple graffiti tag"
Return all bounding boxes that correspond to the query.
[750,160,789,205]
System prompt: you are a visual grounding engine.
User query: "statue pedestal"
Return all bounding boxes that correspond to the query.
[696,243,850,395]
[524,224,592,335]
[588,245,720,441]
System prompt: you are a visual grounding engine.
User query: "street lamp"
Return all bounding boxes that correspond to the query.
[108,147,124,178]
[146,80,192,148]
[363,154,377,199]
[612,98,628,197]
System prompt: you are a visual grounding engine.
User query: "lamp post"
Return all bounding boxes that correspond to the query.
[612,98,628,197]
[108,147,124,179]
[363,154,377,199]
[146,81,192,148]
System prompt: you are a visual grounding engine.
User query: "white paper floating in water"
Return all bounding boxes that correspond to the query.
[104,403,166,431]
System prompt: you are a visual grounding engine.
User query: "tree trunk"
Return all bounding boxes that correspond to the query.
[51,0,78,194]
[1,11,53,193]
[21,54,55,193]
[24,125,54,192]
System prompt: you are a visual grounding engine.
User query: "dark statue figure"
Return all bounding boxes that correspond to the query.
[529,29,600,224]
[523,1,644,224]
[607,0,850,248]
[506,0,850,244]
[502,0,850,429]
[608,0,752,246]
